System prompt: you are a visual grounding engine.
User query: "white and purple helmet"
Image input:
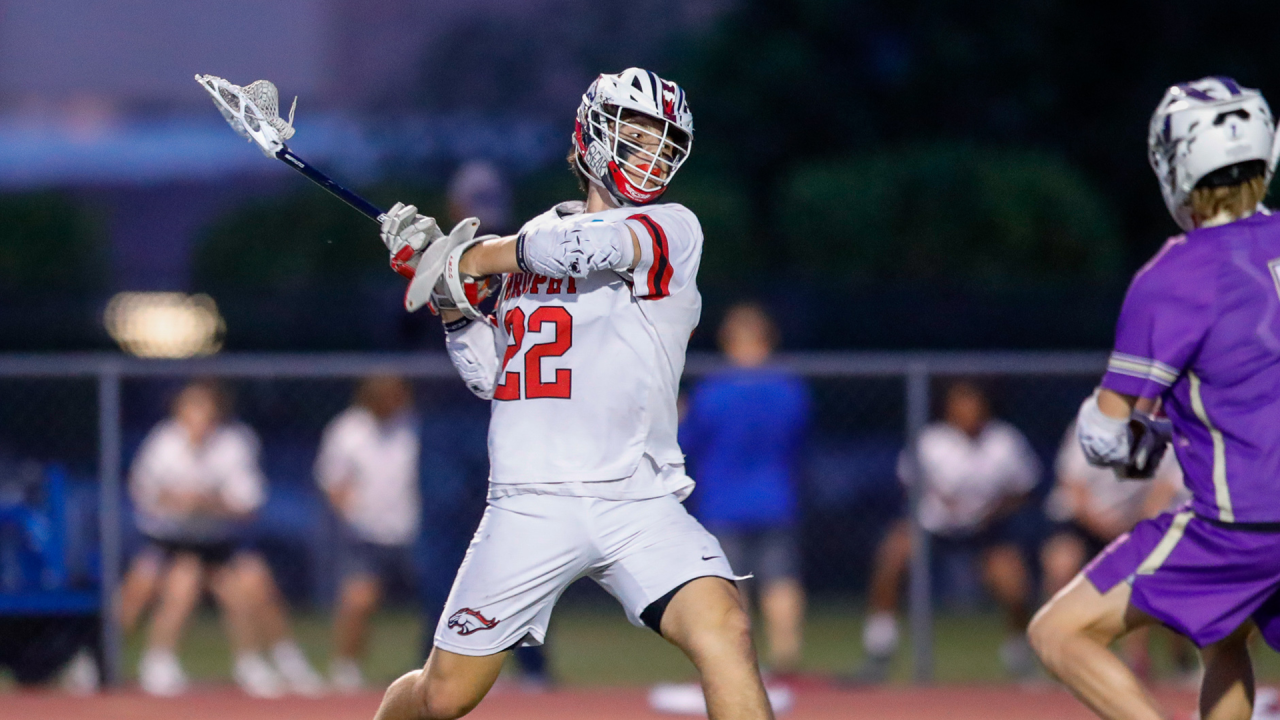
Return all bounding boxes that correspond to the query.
[573,68,693,206]
[1148,76,1280,230]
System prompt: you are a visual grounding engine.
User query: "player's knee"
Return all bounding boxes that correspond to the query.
[342,578,380,614]
[414,673,475,720]
[686,600,755,661]
[1026,609,1070,673]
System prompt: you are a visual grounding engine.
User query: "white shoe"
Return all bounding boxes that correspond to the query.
[234,653,286,699]
[271,642,325,696]
[1254,687,1280,720]
[60,649,100,695]
[648,682,794,715]
[139,649,188,697]
[330,657,365,694]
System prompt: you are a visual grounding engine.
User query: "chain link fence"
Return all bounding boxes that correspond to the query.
[0,351,1106,688]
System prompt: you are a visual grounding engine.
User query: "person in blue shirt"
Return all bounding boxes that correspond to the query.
[680,302,811,674]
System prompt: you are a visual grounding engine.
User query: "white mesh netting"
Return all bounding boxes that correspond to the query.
[198,75,296,148]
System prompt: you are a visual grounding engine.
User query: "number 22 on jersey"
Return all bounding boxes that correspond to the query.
[494,307,573,401]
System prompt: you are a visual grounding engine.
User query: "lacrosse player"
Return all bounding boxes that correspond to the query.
[1029,76,1280,720]
[372,68,774,720]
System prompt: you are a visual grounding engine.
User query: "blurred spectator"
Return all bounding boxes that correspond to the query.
[315,376,420,692]
[120,381,322,697]
[680,302,811,674]
[447,159,513,233]
[1041,421,1193,682]
[854,381,1039,682]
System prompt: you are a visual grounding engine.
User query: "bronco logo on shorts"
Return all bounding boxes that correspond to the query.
[448,608,500,635]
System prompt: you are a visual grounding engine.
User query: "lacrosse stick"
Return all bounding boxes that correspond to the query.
[196,74,454,312]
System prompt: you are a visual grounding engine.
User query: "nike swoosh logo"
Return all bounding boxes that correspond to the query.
[701,555,721,561]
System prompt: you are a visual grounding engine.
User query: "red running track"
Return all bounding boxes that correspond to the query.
[0,684,1199,720]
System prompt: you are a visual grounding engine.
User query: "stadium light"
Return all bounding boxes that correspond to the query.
[103,292,225,358]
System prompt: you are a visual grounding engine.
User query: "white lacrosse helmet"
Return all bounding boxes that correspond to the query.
[573,68,694,205]
[1148,76,1280,230]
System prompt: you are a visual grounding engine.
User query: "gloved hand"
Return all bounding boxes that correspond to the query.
[1118,411,1173,480]
[380,202,444,279]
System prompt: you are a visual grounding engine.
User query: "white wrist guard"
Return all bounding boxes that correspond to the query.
[1076,392,1132,467]
[518,221,634,278]
[431,234,498,319]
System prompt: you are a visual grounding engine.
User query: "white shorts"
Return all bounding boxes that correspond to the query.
[432,492,739,656]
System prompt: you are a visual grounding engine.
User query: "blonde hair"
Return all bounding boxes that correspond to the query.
[1190,175,1268,226]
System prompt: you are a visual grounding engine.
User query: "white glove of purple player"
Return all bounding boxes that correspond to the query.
[380,202,444,280]
[1075,391,1131,467]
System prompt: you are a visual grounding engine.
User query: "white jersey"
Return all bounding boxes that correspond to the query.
[1045,422,1188,526]
[129,419,265,543]
[314,406,421,546]
[899,419,1040,536]
[445,200,702,499]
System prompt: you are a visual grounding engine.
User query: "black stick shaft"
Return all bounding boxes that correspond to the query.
[275,147,386,223]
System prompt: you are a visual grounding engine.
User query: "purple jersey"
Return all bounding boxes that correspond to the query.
[1101,210,1280,524]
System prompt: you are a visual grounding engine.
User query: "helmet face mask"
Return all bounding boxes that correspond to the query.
[574,68,694,206]
[1148,76,1280,231]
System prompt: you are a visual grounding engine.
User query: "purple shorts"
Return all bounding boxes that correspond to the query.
[1086,508,1280,650]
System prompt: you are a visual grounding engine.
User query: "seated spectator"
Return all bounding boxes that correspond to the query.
[315,376,420,692]
[1041,421,1193,682]
[681,302,811,674]
[854,381,1039,682]
[122,380,322,697]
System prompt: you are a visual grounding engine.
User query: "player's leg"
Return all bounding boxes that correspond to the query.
[232,552,324,694]
[334,574,382,682]
[375,494,588,719]
[1198,623,1254,720]
[208,559,260,655]
[591,494,772,719]
[756,530,805,674]
[760,578,804,674]
[855,518,911,679]
[981,542,1034,676]
[375,649,506,720]
[1028,575,1163,720]
[1041,531,1088,598]
[659,577,774,720]
[209,554,291,697]
[145,552,204,653]
[139,552,204,694]
[119,547,165,633]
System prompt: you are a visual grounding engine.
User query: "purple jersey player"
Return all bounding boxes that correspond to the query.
[1029,76,1280,720]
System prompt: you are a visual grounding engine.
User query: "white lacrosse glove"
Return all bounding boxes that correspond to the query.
[380,202,445,280]
[1076,391,1131,467]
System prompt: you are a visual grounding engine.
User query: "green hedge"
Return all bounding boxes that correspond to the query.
[0,192,104,290]
[781,145,1123,285]
[194,183,446,291]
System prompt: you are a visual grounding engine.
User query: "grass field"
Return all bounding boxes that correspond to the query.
[119,601,1280,687]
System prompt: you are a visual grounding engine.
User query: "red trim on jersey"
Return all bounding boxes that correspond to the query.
[630,213,673,299]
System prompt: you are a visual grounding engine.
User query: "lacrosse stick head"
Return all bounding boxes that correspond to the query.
[196,74,297,157]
